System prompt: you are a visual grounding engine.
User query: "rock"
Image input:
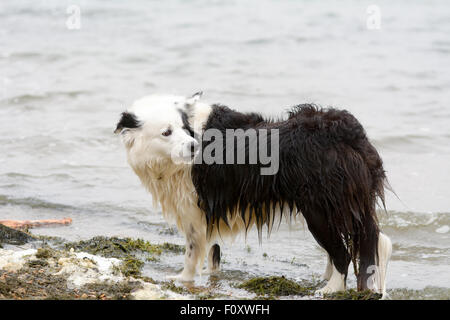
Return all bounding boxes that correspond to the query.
[0,224,35,246]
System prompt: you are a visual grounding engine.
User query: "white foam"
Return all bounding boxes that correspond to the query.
[56,251,123,287]
[435,225,449,234]
[0,248,37,271]
[132,282,191,300]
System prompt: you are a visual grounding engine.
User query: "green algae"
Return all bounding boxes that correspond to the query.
[82,281,143,300]
[0,267,74,300]
[26,259,49,268]
[159,242,185,254]
[65,237,184,259]
[0,256,96,300]
[324,289,382,300]
[64,237,185,277]
[34,234,66,246]
[65,237,163,258]
[0,241,154,300]
[137,275,156,284]
[237,276,385,300]
[161,281,186,294]
[119,256,144,277]
[0,266,143,300]
[237,276,323,298]
[161,280,225,300]
[0,234,189,300]
[35,247,54,259]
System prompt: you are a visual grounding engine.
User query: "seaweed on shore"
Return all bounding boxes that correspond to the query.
[323,289,382,300]
[160,280,225,300]
[0,234,190,300]
[65,237,184,258]
[116,257,144,277]
[159,242,185,254]
[237,275,384,300]
[237,276,323,298]
[64,237,184,277]
[161,281,186,294]
[35,247,54,259]
[0,269,142,300]
[0,252,142,300]
[82,281,143,300]
[0,243,150,300]
[34,234,66,246]
[65,237,162,258]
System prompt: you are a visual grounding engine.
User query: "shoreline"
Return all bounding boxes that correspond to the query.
[0,225,448,300]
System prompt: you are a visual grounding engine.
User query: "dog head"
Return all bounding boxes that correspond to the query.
[115,93,202,169]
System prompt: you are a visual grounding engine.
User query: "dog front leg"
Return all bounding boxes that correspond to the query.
[167,224,206,282]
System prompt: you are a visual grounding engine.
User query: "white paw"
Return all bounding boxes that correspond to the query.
[316,285,338,295]
[165,273,194,282]
[316,264,346,295]
[200,268,211,275]
[201,267,220,275]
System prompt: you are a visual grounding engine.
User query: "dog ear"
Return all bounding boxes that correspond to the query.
[186,91,203,105]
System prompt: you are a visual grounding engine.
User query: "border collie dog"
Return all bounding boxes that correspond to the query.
[115,92,392,296]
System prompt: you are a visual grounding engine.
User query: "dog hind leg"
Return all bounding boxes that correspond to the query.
[302,209,350,294]
[376,233,392,298]
[358,229,392,298]
[202,243,221,274]
[322,254,333,281]
[208,243,221,272]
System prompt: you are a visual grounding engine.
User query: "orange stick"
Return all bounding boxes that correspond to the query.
[0,217,72,229]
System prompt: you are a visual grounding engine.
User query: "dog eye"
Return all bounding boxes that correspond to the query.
[162,128,172,137]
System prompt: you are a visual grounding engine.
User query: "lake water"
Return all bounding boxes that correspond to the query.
[0,0,449,299]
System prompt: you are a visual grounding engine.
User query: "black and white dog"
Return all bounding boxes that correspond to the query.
[115,92,392,296]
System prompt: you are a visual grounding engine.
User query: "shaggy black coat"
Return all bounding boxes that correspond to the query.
[191,104,387,288]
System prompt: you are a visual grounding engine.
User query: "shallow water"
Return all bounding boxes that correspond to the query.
[0,0,449,299]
